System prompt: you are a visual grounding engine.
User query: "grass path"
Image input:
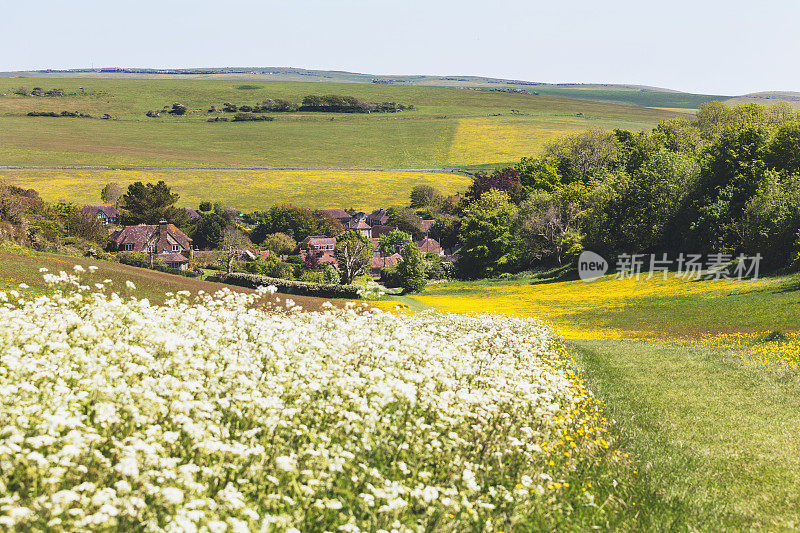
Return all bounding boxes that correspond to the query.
[573,339,800,529]
[406,274,800,529]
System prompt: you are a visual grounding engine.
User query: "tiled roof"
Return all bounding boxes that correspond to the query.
[421,219,436,233]
[321,208,352,220]
[85,204,119,218]
[301,235,336,247]
[418,238,443,254]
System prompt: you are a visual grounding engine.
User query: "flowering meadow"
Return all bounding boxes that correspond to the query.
[0,268,629,531]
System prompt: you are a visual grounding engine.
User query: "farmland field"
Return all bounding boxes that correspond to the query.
[0,78,686,169]
[0,168,468,211]
[404,273,800,529]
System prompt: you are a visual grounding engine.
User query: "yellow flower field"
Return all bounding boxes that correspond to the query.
[0,169,470,211]
[413,274,785,340]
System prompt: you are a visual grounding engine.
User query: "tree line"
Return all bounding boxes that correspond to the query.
[443,101,800,277]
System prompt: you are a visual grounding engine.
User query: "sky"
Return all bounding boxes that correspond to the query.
[2,0,799,95]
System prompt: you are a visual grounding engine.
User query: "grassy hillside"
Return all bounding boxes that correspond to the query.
[0,245,336,310]
[402,273,800,529]
[9,67,728,109]
[0,168,469,211]
[0,78,685,169]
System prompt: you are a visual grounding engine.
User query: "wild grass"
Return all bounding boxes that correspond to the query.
[0,169,469,211]
[408,272,800,529]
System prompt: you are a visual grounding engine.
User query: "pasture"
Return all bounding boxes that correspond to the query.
[0,168,468,211]
[407,273,800,529]
[0,78,685,169]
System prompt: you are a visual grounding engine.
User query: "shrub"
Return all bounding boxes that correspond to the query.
[222,272,362,298]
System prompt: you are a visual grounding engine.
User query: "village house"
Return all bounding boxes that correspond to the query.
[109,220,193,269]
[417,237,444,256]
[366,208,390,227]
[321,208,353,226]
[85,204,119,225]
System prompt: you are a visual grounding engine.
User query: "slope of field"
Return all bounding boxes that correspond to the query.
[0,78,685,169]
[0,246,335,310]
[0,168,468,211]
[8,68,728,109]
[405,273,800,529]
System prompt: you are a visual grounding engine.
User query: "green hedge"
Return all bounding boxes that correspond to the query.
[221,272,362,299]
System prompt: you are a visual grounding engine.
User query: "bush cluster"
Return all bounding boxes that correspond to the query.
[221,272,362,298]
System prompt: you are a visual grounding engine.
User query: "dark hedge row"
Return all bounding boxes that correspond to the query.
[220,272,362,299]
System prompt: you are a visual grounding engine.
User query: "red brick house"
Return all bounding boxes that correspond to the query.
[344,219,372,238]
[109,220,193,269]
[300,235,336,251]
[366,208,390,226]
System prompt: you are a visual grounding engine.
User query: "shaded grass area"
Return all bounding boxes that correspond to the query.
[410,272,800,529]
[0,249,337,311]
[0,78,683,168]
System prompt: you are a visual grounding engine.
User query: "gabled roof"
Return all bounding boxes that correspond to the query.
[85,204,119,218]
[345,220,371,230]
[421,219,436,233]
[111,223,192,249]
[301,235,336,247]
[321,208,352,221]
[418,237,443,253]
[179,207,200,218]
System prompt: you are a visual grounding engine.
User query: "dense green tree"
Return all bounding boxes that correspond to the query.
[191,213,226,249]
[396,242,427,293]
[767,121,800,174]
[118,181,188,226]
[386,207,424,240]
[514,157,561,192]
[378,229,410,256]
[458,190,519,278]
[260,232,297,255]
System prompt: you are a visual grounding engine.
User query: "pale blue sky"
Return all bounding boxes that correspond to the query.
[2,0,798,95]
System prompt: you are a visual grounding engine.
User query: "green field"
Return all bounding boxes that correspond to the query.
[0,78,686,169]
[403,273,800,529]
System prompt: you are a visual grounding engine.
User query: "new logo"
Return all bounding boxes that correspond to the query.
[578,251,608,281]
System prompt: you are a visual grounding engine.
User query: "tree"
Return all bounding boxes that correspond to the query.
[334,231,374,284]
[191,213,226,249]
[100,182,123,204]
[396,242,426,293]
[386,207,424,240]
[221,228,251,274]
[514,157,561,192]
[429,213,460,253]
[378,229,410,257]
[68,207,108,244]
[118,181,188,226]
[464,168,525,203]
[409,185,444,208]
[261,232,297,256]
[458,190,519,278]
[543,127,620,183]
[199,201,212,213]
[767,121,800,175]
[519,187,584,266]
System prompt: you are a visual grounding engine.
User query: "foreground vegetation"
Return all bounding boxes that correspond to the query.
[407,272,800,529]
[0,270,636,531]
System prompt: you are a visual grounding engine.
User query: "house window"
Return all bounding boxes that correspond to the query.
[123,243,134,251]
[172,244,180,252]
[148,245,156,253]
